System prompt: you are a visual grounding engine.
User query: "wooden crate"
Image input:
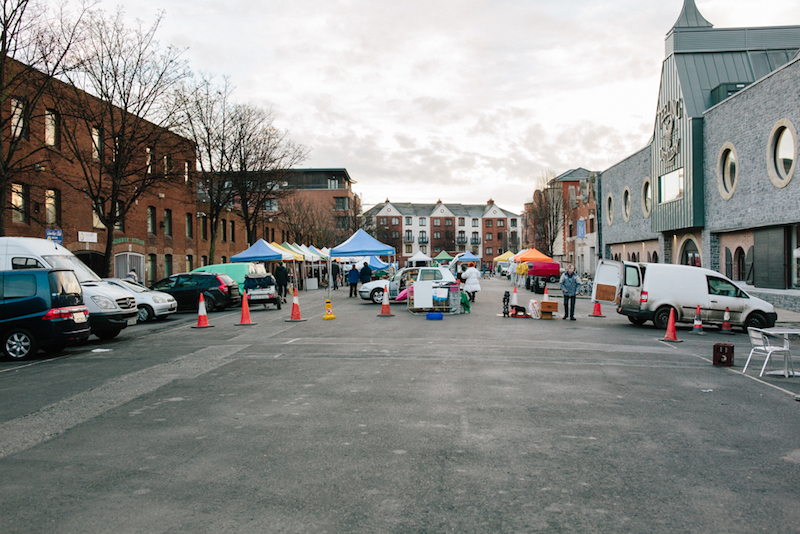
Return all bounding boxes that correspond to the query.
[540,300,558,319]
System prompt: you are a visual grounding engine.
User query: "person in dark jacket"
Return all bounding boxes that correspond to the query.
[348,265,360,297]
[332,262,340,290]
[559,264,579,320]
[274,262,289,302]
[359,263,372,284]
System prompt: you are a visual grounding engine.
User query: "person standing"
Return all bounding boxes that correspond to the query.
[331,261,340,290]
[359,262,372,285]
[560,264,579,320]
[274,262,289,303]
[461,262,481,303]
[348,265,360,297]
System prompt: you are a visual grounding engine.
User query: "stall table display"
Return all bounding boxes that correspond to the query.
[408,282,463,315]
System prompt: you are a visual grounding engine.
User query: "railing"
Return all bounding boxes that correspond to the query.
[403,236,414,243]
[470,237,481,245]
[418,236,429,244]
[456,237,467,245]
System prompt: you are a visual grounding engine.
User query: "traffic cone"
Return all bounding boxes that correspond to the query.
[377,285,394,317]
[720,307,734,334]
[543,285,549,301]
[691,305,706,335]
[236,293,256,326]
[589,301,605,318]
[510,286,519,307]
[661,308,682,342]
[285,287,307,322]
[191,293,214,328]
[323,298,336,320]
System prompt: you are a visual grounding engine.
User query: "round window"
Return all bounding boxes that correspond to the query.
[716,143,739,200]
[606,195,614,225]
[641,178,652,218]
[622,187,631,222]
[767,119,797,188]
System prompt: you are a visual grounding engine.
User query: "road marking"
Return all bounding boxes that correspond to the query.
[284,339,301,344]
[0,345,246,459]
[0,356,62,374]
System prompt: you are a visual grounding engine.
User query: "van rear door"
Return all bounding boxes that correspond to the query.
[592,260,622,304]
[619,263,643,312]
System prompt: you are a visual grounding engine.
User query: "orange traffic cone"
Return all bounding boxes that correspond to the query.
[323,299,336,320]
[720,307,734,334]
[377,285,394,317]
[661,308,682,342]
[192,293,214,328]
[543,285,549,301]
[691,305,706,335]
[285,287,307,322]
[236,293,256,326]
[510,286,519,307]
[589,301,605,318]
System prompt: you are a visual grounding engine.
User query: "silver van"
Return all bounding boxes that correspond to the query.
[592,260,777,331]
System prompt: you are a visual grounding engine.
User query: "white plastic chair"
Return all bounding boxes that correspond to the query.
[743,328,793,377]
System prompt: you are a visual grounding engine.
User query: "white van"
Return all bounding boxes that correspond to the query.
[592,260,777,331]
[0,237,138,339]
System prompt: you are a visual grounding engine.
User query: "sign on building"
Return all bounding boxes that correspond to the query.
[45,228,63,245]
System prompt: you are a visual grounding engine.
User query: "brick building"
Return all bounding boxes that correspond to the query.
[598,0,800,310]
[364,199,520,266]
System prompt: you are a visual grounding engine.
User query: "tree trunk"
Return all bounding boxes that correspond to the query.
[102,228,114,278]
[0,183,6,236]
[209,226,218,264]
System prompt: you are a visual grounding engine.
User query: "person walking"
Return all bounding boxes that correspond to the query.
[331,262,340,290]
[560,264,579,320]
[274,262,289,303]
[461,262,481,303]
[348,265,360,297]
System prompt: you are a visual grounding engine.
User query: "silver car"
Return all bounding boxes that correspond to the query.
[105,278,178,322]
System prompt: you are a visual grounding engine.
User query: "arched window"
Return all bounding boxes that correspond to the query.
[652,251,658,263]
[680,240,701,267]
[647,251,652,263]
[734,247,746,281]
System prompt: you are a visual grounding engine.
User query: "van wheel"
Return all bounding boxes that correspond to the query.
[3,329,38,360]
[628,316,647,326]
[653,306,674,330]
[370,288,384,305]
[548,275,558,283]
[743,312,767,331]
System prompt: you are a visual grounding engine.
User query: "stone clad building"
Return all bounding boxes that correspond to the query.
[599,0,800,310]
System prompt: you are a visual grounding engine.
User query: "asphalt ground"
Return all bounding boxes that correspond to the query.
[1,277,800,533]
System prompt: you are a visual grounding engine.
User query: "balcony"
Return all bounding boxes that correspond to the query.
[403,235,414,244]
[470,237,481,245]
[456,236,467,245]
[418,236,429,244]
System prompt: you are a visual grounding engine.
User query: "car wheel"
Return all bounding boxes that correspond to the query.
[370,288,384,305]
[202,294,215,313]
[276,300,281,310]
[653,306,674,331]
[628,316,647,326]
[137,305,154,323]
[3,329,38,360]
[95,329,122,340]
[743,311,767,331]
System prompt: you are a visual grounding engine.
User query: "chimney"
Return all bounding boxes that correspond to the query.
[487,199,494,206]
[385,199,390,204]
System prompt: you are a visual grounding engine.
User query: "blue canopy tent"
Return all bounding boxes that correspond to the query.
[231,239,284,262]
[366,256,390,270]
[457,251,481,262]
[328,230,395,298]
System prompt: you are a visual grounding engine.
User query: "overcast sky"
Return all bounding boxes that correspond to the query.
[112,0,798,214]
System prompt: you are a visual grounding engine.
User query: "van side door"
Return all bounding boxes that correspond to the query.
[620,263,643,312]
[706,275,746,324]
[591,259,622,304]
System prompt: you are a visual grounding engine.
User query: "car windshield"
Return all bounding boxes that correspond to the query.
[117,279,148,293]
[43,255,102,283]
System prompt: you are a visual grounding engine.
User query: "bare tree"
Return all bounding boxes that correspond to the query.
[0,0,89,234]
[50,8,190,276]
[173,75,236,263]
[278,192,316,245]
[530,171,562,258]
[227,104,309,245]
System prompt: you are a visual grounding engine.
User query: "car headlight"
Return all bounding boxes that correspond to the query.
[151,296,167,303]
[91,295,116,309]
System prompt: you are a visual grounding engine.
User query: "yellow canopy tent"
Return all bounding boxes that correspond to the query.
[514,248,553,263]
[492,250,515,262]
[271,242,303,261]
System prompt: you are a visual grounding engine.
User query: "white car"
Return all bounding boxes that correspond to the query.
[105,278,178,322]
[359,267,456,304]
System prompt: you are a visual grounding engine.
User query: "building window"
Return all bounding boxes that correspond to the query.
[641,178,652,218]
[146,147,153,174]
[221,220,227,242]
[433,231,441,239]
[221,256,227,263]
[163,154,172,175]
[201,255,207,266]
[658,168,684,203]
[186,255,193,271]
[680,238,701,267]
[405,244,412,254]
[486,247,493,255]
[93,201,105,229]
[379,217,387,226]
[485,220,493,227]
[458,217,465,226]
[45,189,60,225]
[45,109,60,148]
[147,254,157,285]
[622,187,632,222]
[717,143,738,200]
[433,218,441,226]
[92,127,103,161]
[486,233,493,241]
[264,198,278,212]
[434,246,441,252]
[589,217,595,233]
[497,220,504,227]
[328,177,338,189]
[768,119,797,188]
[184,161,190,182]
[114,201,124,231]
[186,213,193,238]
[147,206,156,233]
[419,217,426,226]
[405,217,412,225]
[391,217,399,225]
[164,209,172,236]
[335,197,349,210]
[11,183,28,223]
[606,195,614,225]
[472,218,479,227]
[201,215,208,240]
[164,254,173,276]
[510,219,517,227]
[11,99,27,140]
[391,231,399,239]
[405,230,413,241]
[230,221,235,242]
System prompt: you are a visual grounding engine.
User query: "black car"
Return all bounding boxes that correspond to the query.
[151,272,241,312]
[0,269,91,360]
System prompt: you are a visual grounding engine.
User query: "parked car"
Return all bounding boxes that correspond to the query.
[0,237,137,339]
[105,278,178,322]
[0,269,91,360]
[592,260,777,330]
[151,272,241,312]
[242,273,281,310]
[192,262,266,287]
[359,267,456,304]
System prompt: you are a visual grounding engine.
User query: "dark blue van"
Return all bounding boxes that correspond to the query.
[0,269,91,360]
